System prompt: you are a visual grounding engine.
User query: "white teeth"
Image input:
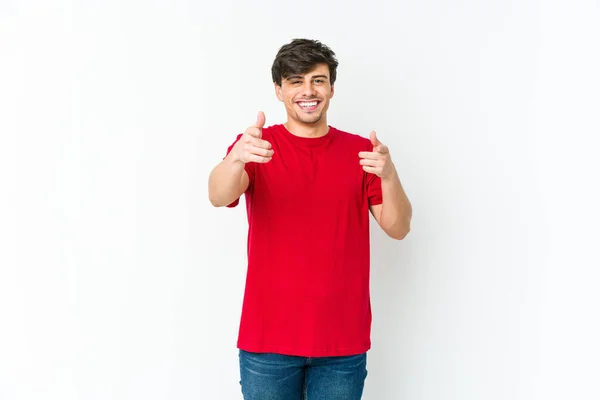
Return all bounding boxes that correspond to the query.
[299,101,317,107]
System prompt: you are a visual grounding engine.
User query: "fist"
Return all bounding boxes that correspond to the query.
[230,111,274,164]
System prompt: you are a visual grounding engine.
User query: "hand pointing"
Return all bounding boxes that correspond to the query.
[358,131,395,179]
[230,111,274,164]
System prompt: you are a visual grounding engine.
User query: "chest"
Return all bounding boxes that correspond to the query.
[254,144,365,203]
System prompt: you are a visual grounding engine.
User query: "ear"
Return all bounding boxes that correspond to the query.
[274,83,283,101]
[330,83,335,99]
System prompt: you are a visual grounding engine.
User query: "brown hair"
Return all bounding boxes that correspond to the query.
[271,39,339,86]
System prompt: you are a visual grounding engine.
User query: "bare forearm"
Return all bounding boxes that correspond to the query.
[380,167,412,239]
[208,155,246,207]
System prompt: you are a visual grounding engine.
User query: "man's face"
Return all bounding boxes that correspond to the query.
[275,63,335,125]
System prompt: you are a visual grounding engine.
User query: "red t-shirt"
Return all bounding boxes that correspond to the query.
[225,124,382,357]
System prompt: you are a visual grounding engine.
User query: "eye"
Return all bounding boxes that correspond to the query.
[314,79,324,84]
[291,80,301,85]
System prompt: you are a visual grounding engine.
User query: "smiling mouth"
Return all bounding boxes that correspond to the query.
[296,100,320,112]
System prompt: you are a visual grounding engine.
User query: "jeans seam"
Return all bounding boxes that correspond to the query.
[303,367,307,400]
[304,356,311,400]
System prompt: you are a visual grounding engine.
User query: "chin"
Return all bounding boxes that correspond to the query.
[297,114,322,124]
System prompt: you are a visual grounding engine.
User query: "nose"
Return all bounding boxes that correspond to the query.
[302,80,316,96]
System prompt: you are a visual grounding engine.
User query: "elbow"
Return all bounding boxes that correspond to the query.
[209,193,235,208]
[208,192,225,208]
[208,180,226,207]
[209,198,227,208]
[387,225,410,240]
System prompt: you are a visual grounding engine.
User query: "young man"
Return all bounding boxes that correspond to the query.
[208,39,412,400]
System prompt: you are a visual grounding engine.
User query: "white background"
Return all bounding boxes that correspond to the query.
[1,0,599,399]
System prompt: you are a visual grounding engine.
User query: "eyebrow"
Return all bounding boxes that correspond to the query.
[286,74,329,80]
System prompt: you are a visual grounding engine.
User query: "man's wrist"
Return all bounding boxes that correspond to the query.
[226,152,245,166]
[381,164,398,182]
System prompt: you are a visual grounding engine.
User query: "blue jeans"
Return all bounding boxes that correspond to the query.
[239,350,368,400]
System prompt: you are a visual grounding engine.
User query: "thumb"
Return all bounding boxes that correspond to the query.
[254,111,266,129]
[370,131,381,148]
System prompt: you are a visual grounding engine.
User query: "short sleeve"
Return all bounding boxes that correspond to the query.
[223,134,256,208]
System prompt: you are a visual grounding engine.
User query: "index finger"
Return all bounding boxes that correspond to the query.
[250,137,272,149]
[358,151,379,159]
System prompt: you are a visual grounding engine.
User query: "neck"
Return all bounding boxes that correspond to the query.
[284,117,329,138]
